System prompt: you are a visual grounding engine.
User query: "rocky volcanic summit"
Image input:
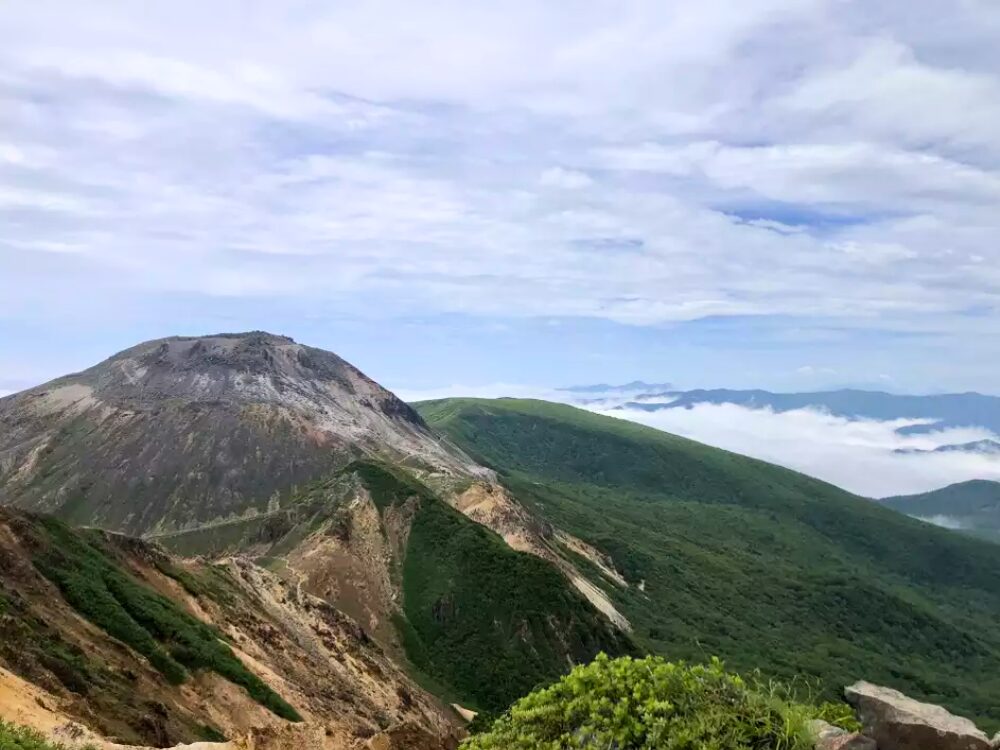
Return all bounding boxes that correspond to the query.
[0,332,480,534]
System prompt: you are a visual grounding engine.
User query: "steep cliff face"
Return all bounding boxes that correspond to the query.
[152,462,634,715]
[0,333,481,535]
[0,509,461,749]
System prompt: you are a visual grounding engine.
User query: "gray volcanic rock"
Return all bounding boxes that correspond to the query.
[0,332,481,535]
[845,681,991,750]
[808,720,876,750]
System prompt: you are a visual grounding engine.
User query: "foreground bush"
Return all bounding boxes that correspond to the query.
[462,654,839,750]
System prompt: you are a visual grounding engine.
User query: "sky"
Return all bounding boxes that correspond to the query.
[3,0,1000,397]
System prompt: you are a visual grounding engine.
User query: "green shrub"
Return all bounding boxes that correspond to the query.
[153,558,209,600]
[814,701,862,733]
[0,720,94,750]
[462,654,833,750]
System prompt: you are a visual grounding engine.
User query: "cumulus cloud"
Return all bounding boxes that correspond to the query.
[539,167,594,190]
[1,0,1000,388]
[599,403,1000,497]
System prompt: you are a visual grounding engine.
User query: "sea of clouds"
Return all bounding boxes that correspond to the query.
[398,384,1000,498]
[594,401,1000,498]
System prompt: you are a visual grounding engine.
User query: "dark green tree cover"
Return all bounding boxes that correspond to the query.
[416,398,1000,729]
[882,479,1000,543]
[347,462,633,713]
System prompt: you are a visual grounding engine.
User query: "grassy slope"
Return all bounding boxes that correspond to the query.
[12,513,300,721]
[416,398,1000,729]
[347,462,632,714]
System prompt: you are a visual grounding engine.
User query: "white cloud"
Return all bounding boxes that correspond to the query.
[776,37,1000,153]
[598,403,1000,497]
[395,380,1000,496]
[914,514,967,531]
[795,365,836,376]
[0,0,999,377]
[596,141,1000,210]
[539,167,593,189]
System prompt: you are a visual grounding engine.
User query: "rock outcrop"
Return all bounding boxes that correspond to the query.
[808,720,876,750]
[845,681,992,750]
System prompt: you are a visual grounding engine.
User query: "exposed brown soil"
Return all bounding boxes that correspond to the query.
[0,510,462,750]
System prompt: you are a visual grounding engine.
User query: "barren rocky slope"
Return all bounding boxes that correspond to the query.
[152,461,632,713]
[0,508,462,749]
[0,332,481,535]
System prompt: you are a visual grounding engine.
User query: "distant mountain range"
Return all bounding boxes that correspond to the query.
[881,480,1000,543]
[604,387,1000,436]
[559,380,673,394]
[894,439,1000,456]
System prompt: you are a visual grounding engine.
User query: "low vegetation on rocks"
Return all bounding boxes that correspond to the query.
[461,654,858,750]
[0,720,91,750]
[23,514,301,721]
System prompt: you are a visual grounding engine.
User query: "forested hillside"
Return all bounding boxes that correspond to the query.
[417,398,1000,729]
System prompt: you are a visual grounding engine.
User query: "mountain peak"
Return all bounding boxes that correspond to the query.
[58,331,379,410]
[0,333,479,534]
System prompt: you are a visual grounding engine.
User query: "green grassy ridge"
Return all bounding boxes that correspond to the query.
[345,460,635,714]
[415,398,1000,728]
[154,517,262,557]
[19,514,301,721]
[342,459,436,510]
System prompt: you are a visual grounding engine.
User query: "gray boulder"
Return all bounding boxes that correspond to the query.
[845,681,991,750]
[808,719,877,750]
